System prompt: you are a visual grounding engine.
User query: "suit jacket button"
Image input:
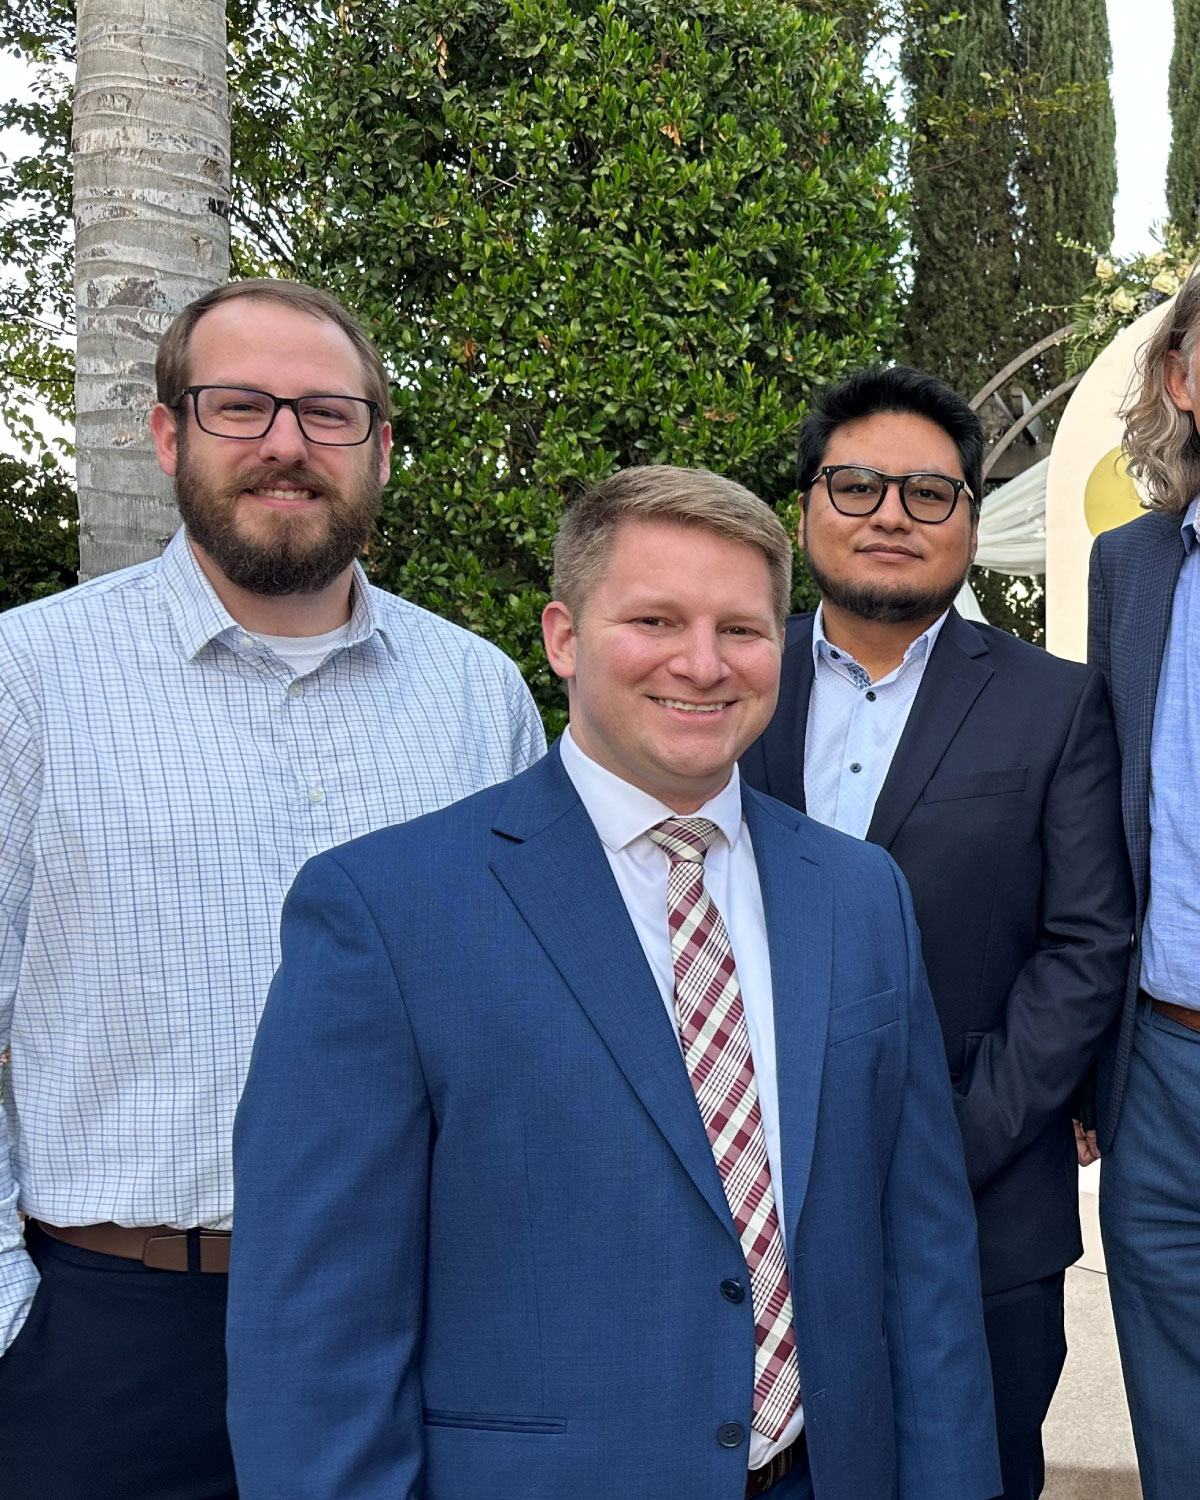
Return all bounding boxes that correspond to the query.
[720,1278,745,1303]
[717,1422,745,1448]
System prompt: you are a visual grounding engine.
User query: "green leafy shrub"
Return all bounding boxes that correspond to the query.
[0,454,78,610]
[267,0,902,724]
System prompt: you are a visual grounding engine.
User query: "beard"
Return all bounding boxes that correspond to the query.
[804,535,972,626]
[174,440,382,597]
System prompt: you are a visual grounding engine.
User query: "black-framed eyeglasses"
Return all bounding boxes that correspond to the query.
[805,465,973,525]
[173,386,381,446]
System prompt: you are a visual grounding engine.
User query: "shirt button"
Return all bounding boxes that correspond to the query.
[720,1278,745,1303]
[865,690,877,701]
[830,650,840,660]
[308,785,325,804]
[287,681,304,698]
[717,1421,745,1448]
[239,633,254,648]
[849,762,862,774]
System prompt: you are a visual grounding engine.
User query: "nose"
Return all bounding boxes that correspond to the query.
[671,624,729,687]
[869,479,912,530]
[255,403,310,465]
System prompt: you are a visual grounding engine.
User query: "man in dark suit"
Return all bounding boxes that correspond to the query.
[226,466,1001,1500]
[742,367,1132,1500]
[1088,276,1200,1500]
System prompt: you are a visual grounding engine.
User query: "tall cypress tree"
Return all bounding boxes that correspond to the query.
[1168,0,1200,232]
[1014,0,1115,386]
[901,2,1022,399]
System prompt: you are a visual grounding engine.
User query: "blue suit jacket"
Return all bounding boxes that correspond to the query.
[741,610,1132,1291]
[1088,510,1187,1149]
[227,747,1000,1500]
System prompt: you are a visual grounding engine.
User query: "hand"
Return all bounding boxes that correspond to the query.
[1074,1119,1100,1166]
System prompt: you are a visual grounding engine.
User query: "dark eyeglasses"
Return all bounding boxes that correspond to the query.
[805,465,973,525]
[173,386,381,446]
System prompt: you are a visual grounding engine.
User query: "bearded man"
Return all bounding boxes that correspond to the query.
[741,364,1132,1500]
[0,279,544,1499]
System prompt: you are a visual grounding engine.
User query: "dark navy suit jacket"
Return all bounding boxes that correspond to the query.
[1088,509,1187,1150]
[226,746,1000,1500]
[741,610,1132,1294]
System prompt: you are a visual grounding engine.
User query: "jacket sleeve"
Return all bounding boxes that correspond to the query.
[953,667,1133,1189]
[227,851,430,1500]
[881,858,1002,1500]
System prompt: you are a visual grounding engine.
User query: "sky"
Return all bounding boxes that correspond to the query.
[0,0,1181,453]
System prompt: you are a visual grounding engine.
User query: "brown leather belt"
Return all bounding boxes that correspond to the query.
[1144,991,1200,1035]
[33,1220,231,1273]
[746,1431,806,1496]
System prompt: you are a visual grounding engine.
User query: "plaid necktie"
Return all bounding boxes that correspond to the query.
[646,816,800,1442]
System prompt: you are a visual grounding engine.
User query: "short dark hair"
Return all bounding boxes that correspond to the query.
[156,278,391,422]
[796,365,983,517]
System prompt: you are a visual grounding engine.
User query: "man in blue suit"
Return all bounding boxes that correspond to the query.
[227,466,1001,1500]
[1088,275,1200,1500]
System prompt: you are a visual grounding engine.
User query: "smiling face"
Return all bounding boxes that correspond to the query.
[542,519,782,812]
[801,410,977,627]
[150,297,392,597]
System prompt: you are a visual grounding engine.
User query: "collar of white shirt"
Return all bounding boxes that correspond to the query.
[558,723,745,855]
[158,527,392,661]
[810,600,950,683]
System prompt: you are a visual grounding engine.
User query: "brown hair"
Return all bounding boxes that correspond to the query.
[552,465,792,628]
[155,278,391,422]
[1122,273,1200,515]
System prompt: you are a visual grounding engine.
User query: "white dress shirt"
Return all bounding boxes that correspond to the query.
[559,727,804,1466]
[804,604,949,838]
[0,529,546,1352]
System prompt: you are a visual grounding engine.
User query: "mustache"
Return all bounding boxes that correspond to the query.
[229,465,335,499]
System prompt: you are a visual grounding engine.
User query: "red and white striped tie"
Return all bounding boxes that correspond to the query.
[646,816,800,1442]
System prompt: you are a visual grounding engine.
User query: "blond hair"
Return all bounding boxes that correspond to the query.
[552,466,792,627]
[1122,273,1200,515]
[156,278,391,421]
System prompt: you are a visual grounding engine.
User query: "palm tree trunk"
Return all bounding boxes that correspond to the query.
[73,0,230,579]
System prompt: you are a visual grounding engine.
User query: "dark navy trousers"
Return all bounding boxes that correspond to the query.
[0,1222,236,1499]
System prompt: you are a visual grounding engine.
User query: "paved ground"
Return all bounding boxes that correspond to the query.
[1042,1180,1141,1500]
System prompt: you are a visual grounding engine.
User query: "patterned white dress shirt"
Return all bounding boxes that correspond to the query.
[803,605,948,839]
[0,529,546,1350]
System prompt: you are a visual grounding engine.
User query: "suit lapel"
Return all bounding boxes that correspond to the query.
[865,611,993,850]
[758,618,816,812]
[1128,514,1185,757]
[488,749,738,1243]
[744,792,831,1258]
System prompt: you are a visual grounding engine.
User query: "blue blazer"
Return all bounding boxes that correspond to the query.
[1088,509,1187,1149]
[227,747,1000,1500]
[741,610,1132,1291]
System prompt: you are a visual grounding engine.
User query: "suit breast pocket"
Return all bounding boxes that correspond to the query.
[828,988,899,1045]
[922,767,1028,804]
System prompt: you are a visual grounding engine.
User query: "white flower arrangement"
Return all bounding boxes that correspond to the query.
[1067,224,1199,374]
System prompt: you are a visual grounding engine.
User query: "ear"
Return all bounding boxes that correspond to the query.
[796,502,808,556]
[542,600,578,681]
[968,512,979,567]
[150,403,181,477]
[1165,352,1196,414]
[376,421,392,486]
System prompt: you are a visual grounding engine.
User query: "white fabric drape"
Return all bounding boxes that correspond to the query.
[955,458,1048,621]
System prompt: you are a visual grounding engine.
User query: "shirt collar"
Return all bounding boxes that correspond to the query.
[811,601,950,678]
[157,527,390,661]
[559,724,745,854]
[1181,497,1199,554]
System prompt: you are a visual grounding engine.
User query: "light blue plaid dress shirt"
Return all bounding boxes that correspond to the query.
[1141,496,1200,1009]
[0,529,545,1350]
